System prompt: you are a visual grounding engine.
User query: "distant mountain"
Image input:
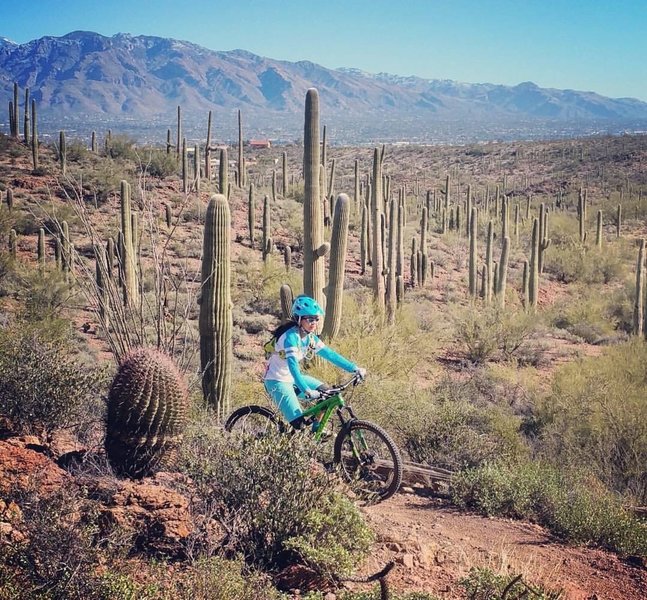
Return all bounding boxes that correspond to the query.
[1,31,646,142]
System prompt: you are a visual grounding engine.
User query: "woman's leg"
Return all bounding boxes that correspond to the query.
[264,380,305,427]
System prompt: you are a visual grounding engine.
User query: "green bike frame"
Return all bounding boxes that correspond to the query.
[300,391,356,441]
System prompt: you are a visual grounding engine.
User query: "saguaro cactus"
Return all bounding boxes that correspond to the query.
[496,236,510,308]
[199,194,232,419]
[385,196,398,324]
[120,180,138,307]
[302,89,328,307]
[468,207,478,298]
[634,240,645,336]
[237,109,244,188]
[248,183,256,249]
[528,218,540,311]
[322,194,351,339]
[219,148,228,196]
[31,100,38,171]
[59,130,66,176]
[262,195,271,262]
[371,147,385,310]
[105,347,189,479]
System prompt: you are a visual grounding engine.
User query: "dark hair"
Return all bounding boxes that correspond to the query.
[271,320,297,339]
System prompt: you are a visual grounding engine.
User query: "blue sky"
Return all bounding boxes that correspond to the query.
[3,0,646,101]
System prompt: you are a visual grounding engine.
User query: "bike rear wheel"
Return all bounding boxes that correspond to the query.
[224,405,285,437]
[333,419,403,502]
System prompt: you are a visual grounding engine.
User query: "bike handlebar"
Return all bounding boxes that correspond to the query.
[319,372,363,398]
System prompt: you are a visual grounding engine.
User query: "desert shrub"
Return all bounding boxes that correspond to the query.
[544,243,626,284]
[105,134,137,160]
[0,488,108,600]
[142,148,179,179]
[535,340,647,503]
[0,324,106,439]
[376,375,527,469]
[452,461,647,556]
[178,418,374,578]
[459,567,561,600]
[451,304,539,364]
[548,285,618,343]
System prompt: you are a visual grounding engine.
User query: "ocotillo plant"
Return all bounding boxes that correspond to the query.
[303,89,328,308]
[105,347,189,479]
[468,207,478,298]
[322,194,351,339]
[248,183,256,249]
[199,194,232,419]
[634,240,645,336]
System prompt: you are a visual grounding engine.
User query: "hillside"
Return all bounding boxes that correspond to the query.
[1,101,646,598]
[2,31,647,142]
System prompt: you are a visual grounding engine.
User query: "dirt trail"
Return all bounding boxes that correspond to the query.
[356,494,646,599]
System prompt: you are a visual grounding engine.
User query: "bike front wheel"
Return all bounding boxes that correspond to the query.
[224,405,285,438]
[333,419,403,503]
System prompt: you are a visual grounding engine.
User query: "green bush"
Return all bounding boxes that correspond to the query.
[452,461,647,556]
[459,567,561,600]
[536,340,647,503]
[179,419,374,578]
[451,305,539,364]
[142,148,179,179]
[0,324,106,439]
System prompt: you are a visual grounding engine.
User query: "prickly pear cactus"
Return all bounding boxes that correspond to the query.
[105,347,189,479]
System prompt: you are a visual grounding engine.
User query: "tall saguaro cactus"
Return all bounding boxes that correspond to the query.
[31,100,38,171]
[237,109,244,188]
[634,240,645,337]
[120,180,138,307]
[199,194,232,419]
[371,147,385,310]
[322,194,351,339]
[302,89,328,307]
[528,218,540,311]
[468,207,478,298]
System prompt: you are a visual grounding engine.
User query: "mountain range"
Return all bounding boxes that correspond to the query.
[1,31,647,143]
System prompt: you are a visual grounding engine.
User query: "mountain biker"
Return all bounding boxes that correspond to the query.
[264,294,366,431]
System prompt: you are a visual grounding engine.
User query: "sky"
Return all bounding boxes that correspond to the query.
[2,0,647,101]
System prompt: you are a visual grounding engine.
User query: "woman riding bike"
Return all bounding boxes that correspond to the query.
[264,295,366,431]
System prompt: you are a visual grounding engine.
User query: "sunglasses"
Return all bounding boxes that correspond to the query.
[302,316,320,323]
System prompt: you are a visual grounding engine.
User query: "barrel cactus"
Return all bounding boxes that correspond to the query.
[105,347,189,479]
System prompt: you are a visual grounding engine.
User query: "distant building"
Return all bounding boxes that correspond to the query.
[248,139,272,149]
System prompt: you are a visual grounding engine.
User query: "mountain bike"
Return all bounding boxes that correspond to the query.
[224,373,403,502]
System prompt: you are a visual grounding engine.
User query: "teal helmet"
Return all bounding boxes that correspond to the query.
[292,295,324,318]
